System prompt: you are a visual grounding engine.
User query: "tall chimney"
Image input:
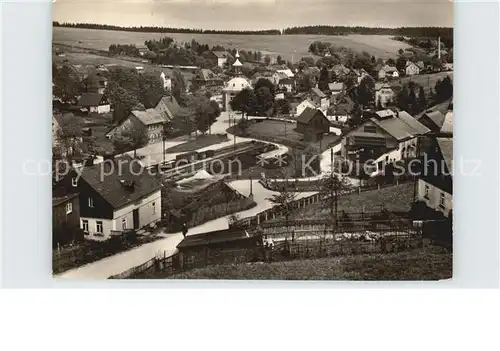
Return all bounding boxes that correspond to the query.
[438,37,441,60]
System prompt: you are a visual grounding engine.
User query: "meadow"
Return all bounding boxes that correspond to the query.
[53,27,412,60]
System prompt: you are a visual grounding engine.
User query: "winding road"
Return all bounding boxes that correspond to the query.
[56,112,339,279]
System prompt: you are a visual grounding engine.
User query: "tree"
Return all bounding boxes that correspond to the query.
[407,88,418,114]
[386,58,396,66]
[356,75,375,106]
[276,55,283,65]
[300,57,315,66]
[319,172,352,225]
[112,124,149,157]
[191,96,220,134]
[230,88,258,119]
[397,85,410,111]
[254,78,276,97]
[138,73,165,108]
[434,76,453,103]
[54,114,84,164]
[297,73,314,92]
[267,177,297,237]
[275,99,291,116]
[398,48,405,56]
[171,68,187,106]
[52,65,83,103]
[264,55,271,65]
[318,65,330,91]
[417,86,427,112]
[255,87,275,116]
[396,56,408,72]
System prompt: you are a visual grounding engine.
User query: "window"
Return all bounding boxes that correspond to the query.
[439,192,445,208]
[424,184,430,199]
[96,221,103,234]
[364,125,377,133]
[152,201,156,214]
[82,220,89,233]
[71,177,78,187]
[88,197,94,208]
[121,218,127,230]
[66,203,72,214]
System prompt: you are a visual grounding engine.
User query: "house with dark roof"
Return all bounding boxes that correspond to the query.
[136,44,150,57]
[341,110,430,168]
[278,77,294,93]
[417,136,453,218]
[296,107,331,142]
[106,108,167,143]
[78,93,110,114]
[207,51,234,68]
[54,155,163,240]
[418,107,453,136]
[194,69,224,88]
[53,193,81,247]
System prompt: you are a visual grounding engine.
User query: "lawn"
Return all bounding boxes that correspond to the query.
[53,27,412,60]
[164,134,229,154]
[167,247,452,280]
[294,182,415,219]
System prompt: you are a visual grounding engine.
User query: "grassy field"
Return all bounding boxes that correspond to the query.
[294,182,415,219]
[391,72,453,95]
[53,27,412,60]
[167,247,452,280]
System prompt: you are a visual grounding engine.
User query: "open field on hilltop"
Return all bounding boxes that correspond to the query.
[293,182,415,219]
[53,27,412,60]
[164,247,452,280]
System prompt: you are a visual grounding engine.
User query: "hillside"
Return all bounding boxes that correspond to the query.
[53,27,412,60]
[166,248,452,280]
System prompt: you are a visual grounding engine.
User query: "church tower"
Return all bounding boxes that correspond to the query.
[232,49,243,76]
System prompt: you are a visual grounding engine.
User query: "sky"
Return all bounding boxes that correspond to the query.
[53,0,453,30]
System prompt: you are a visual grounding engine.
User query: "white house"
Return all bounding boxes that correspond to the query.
[160,71,172,90]
[417,137,453,218]
[222,76,251,112]
[290,99,316,117]
[405,61,421,76]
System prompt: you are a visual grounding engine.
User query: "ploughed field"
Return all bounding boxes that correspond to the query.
[53,27,412,60]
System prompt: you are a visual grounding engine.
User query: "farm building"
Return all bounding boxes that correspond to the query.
[106,108,166,143]
[78,93,110,114]
[296,107,331,142]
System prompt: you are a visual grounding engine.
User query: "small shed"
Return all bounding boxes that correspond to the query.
[176,228,263,268]
[295,107,331,142]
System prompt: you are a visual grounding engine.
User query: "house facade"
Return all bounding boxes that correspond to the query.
[375,83,395,107]
[208,51,233,68]
[106,109,166,143]
[378,65,399,80]
[56,155,163,240]
[278,78,294,93]
[417,137,453,218]
[222,77,251,112]
[78,93,111,114]
[308,87,330,112]
[291,99,316,117]
[405,61,421,76]
[296,107,331,142]
[53,193,80,234]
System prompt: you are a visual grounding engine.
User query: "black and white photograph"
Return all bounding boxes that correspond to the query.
[51,0,453,280]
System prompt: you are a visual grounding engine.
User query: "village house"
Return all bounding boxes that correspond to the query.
[271,71,288,85]
[136,44,150,57]
[351,68,369,84]
[308,87,330,112]
[222,76,251,112]
[295,107,331,142]
[341,110,430,173]
[328,82,344,96]
[160,71,172,91]
[194,68,224,88]
[207,51,234,68]
[374,83,395,107]
[378,65,399,80]
[331,64,351,80]
[278,77,294,93]
[405,61,425,76]
[276,68,295,79]
[52,193,81,246]
[56,155,163,240]
[78,93,111,114]
[418,107,453,136]
[154,95,183,122]
[417,136,453,218]
[328,93,355,123]
[106,108,166,143]
[290,98,316,117]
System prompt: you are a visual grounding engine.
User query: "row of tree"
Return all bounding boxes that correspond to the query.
[108,44,140,57]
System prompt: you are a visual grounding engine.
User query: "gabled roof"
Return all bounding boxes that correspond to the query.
[381,65,398,73]
[422,110,446,130]
[78,154,162,209]
[78,93,107,107]
[211,50,233,59]
[131,108,166,126]
[370,112,429,141]
[416,61,425,69]
[155,95,182,120]
[279,77,293,85]
[297,107,326,124]
[436,137,453,172]
[440,111,453,134]
[310,87,326,98]
[197,69,218,81]
[276,69,294,78]
[375,83,393,91]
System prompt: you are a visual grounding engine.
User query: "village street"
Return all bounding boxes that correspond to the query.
[56,179,316,279]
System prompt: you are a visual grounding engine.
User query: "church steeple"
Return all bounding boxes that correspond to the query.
[232,49,242,75]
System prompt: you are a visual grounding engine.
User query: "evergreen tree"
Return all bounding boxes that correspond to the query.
[318,65,330,91]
